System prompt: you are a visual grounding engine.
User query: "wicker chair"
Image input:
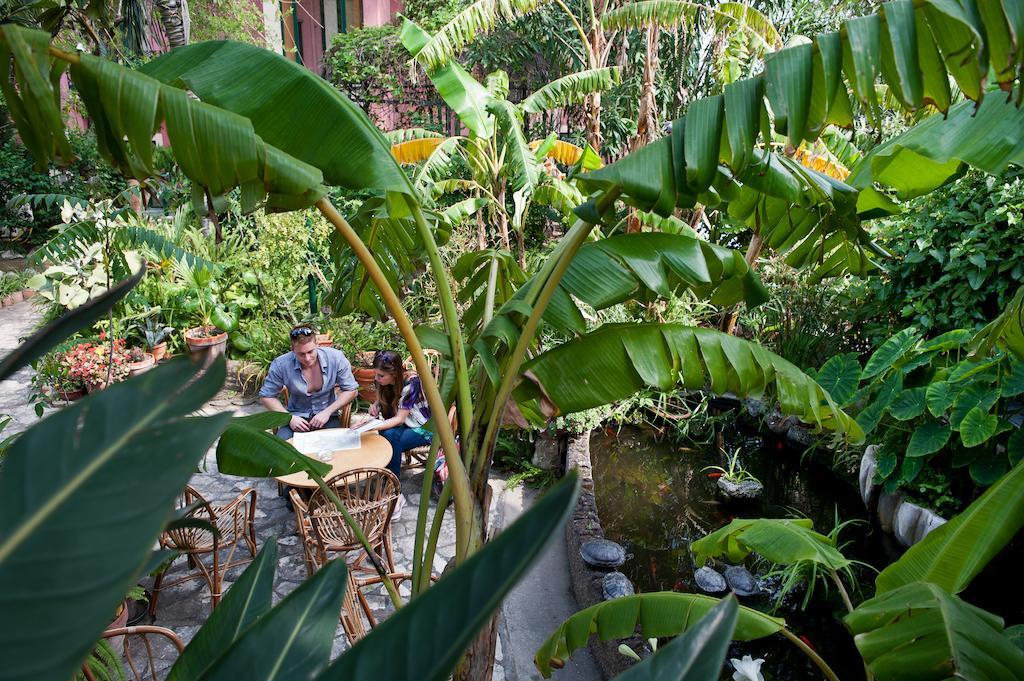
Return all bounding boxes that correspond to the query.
[292,473,399,639]
[149,485,258,616]
[81,626,184,681]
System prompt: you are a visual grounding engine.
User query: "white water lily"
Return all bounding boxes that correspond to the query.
[731,655,765,681]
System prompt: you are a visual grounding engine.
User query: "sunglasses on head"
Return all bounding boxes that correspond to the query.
[374,350,401,362]
[290,327,315,339]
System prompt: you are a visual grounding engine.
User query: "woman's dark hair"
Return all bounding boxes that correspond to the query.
[373,350,404,418]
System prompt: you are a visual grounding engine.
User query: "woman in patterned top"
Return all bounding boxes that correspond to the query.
[366,350,432,479]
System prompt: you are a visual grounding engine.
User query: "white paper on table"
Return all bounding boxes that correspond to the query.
[352,419,385,434]
[292,428,361,453]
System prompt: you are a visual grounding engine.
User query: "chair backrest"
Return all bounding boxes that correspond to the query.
[82,626,184,681]
[307,468,400,550]
[404,350,442,382]
[162,485,215,550]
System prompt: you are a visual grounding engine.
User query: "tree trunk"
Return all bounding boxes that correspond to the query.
[495,186,511,252]
[453,614,499,681]
[584,25,606,151]
[625,24,660,233]
[153,0,188,48]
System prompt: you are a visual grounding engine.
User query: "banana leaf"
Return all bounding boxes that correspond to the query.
[875,460,1024,595]
[615,597,739,681]
[520,67,621,114]
[140,40,415,197]
[969,284,1024,360]
[0,26,326,213]
[518,323,863,441]
[691,518,851,571]
[845,581,1024,680]
[534,592,784,678]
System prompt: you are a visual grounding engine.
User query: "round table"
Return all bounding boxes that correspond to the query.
[276,432,392,489]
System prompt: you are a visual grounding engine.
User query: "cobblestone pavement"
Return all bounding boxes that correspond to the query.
[1,298,599,680]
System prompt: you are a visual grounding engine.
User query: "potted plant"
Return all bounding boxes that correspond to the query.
[174,260,236,363]
[31,350,86,403]
[126,346,156,377]
[63,338,131,392]
[139,317,174,363]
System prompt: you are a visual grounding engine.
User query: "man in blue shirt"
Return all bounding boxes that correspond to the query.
[258,324,359,440]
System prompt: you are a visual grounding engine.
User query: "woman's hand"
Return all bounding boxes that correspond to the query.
[369,402,379,418]
[309,409,332,429]
[290,415,311,432]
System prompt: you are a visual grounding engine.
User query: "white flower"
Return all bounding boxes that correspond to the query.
[60,200,75,224]
[731,655,765,681]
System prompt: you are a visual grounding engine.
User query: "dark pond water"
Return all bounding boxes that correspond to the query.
[590,424,895,680]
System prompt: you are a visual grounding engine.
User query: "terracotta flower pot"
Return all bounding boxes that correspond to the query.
[128,351,156,377]
[185,326,228,366]
[316,333,333,347]
[57,385,86,402]
[355,351,376,367]
[150,341,168,363]
[22,289,35,299]
[354,366,377,402]
[105,600,130,655]
[85,379,109,393]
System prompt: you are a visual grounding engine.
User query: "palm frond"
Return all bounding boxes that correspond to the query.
[520,67,621,115]
[6,193,88,212]
[31,222,101,265]
[118,224,214,270]
[413,0,551,70]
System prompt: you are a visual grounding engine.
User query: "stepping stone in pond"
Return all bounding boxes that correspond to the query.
[717,478,764,500]
[723,565,760,596]
[602,571,635,600]
[694,566,727,593]
[580,539,626,568]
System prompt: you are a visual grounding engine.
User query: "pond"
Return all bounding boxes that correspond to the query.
[590,423,894,680]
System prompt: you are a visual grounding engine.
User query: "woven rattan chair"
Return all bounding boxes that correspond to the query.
[404,405,458,470]
[290,488,374,642]
[150,485,257,616]
[81,626,184,681]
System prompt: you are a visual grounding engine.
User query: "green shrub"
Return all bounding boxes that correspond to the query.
[863,168,1024,337]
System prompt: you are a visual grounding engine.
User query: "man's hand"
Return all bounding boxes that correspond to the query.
[290,415,311,433]
[309,409,332,429]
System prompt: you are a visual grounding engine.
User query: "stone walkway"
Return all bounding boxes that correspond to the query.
[0,297,598,680]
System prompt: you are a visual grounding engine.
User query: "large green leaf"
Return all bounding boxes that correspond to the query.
[194,559,348,680]
[875,460,1024,594]
[139,40,413,197]
[845,582,1024,681]
[813,352,861,406]
[848,94,1024,199]
[905,421,951,458]
[580,125,877,281]
[167,541,279,681]
[520,67,621,114]
[960,406,999,447]
[400,18,495,138]
[691,518,851,571]
[0,359,229,681]
[518,323,863,441]
[861,327,921,380]
[488,99,540,194]
[539,232,768,335]
[216,411,331,479]
[533,592,785,678]
[453,248,527,338]
[601,1,780,53]
[888,386,927,420]
[615,597,739,681]
[317,473,581,680]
